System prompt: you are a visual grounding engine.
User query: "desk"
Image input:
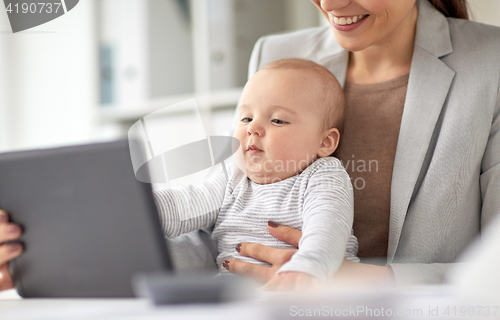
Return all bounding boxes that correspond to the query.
[0,295,268,320]
[0,287,496,320]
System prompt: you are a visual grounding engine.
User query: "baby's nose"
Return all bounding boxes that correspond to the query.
[246,121,264,136]
[247,126,262,136]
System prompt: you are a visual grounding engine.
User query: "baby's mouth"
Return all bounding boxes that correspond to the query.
[247,145,263,154]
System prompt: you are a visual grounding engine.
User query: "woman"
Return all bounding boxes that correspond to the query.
[222,0,500,286]
[0,0,498,290]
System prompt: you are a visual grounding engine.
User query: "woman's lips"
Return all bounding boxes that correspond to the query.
[330,14,369,32]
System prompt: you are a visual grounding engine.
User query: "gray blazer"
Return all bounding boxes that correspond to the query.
[169,0,500,285]
[245,0,500,285]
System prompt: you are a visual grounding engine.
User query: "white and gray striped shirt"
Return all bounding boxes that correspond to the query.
[154,157,358,282]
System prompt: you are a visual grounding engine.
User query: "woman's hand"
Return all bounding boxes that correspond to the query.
[0,210,24,291]
[223,221,301,283]
[263,271,320,291]
[224,220,394,288]
[332,258,395,287]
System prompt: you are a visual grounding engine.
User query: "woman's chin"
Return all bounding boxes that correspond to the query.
[332,31,372,52]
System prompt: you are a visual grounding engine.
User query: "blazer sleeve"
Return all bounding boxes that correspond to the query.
[388,81,500,286]
[479,83,500,229]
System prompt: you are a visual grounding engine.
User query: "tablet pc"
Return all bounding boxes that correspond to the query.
[0,140,172,297]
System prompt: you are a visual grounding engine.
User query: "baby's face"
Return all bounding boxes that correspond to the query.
[234,69,326,184]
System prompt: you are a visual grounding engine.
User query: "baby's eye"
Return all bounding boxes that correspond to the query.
[241,118,252,123]
[272,119,287,125]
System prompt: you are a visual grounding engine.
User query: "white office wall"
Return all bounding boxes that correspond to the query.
[0,14,12,150]
[1,0,499,153]
[100,0,149,104]
[148,0,193,98]
[285,0,323,31]
[469,0,500,26]
[0,1,97,152]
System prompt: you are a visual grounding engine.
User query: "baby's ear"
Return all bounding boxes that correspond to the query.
[317,128,340,158]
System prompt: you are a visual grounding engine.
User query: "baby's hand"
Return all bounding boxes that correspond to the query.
[262,271,320,292]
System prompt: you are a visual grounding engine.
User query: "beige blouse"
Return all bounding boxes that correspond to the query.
[334,74,409,259]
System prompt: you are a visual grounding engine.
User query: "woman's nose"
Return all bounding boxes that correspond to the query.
[318,0,351,13]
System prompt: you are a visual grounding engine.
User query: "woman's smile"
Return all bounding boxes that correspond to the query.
[331,14,368,25]
[312,0,419,53]
[330,14,369,31]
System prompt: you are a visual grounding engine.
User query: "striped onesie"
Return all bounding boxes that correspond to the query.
[153,156,359,282]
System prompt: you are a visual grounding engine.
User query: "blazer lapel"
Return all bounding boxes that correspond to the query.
[387,0,456,261]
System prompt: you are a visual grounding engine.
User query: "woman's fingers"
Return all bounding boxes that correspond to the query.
[223,259,275,282]
[225,222,301,282]
[0,210,22,292]
[0,263,14,291]
[266,221,302,248]
[238,242,297,266]
[0,223,22,244]
[0,209,24,264]
[237,242,274,263]
[0,210,9,223]
[0,210,22,243]
[0,243,23,265]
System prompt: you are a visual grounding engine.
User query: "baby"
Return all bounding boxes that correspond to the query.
[154,58,358,289]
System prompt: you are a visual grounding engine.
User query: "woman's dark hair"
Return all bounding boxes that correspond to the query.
[429,0,469,19]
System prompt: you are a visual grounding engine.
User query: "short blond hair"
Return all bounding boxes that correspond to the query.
[260,58,345,134]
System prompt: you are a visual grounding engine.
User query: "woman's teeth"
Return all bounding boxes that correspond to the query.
[333,14,367,26]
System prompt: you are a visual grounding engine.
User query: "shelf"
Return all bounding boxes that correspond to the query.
[98,88,243,124]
